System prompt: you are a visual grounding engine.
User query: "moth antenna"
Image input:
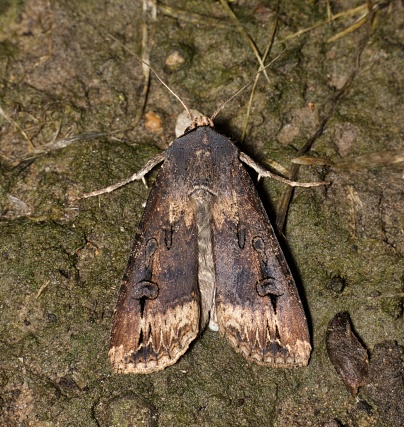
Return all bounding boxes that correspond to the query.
[210,51,284,121]
[107,33,194,122]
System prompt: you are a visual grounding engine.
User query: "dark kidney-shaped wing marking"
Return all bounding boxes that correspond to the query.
[109,161,200,374]
[213,158,311,367]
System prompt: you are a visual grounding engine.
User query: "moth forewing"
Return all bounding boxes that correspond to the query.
[204,127,311,367]
[109,152,201,374]
[109,122,311,373]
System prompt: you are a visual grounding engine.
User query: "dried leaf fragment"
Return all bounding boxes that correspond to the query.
[326,312,369,395]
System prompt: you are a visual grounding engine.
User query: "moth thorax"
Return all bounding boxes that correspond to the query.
[190,188,216,331]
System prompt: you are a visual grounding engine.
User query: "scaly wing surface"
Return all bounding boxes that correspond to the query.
[109,162,200,374]
[213,160,311,367]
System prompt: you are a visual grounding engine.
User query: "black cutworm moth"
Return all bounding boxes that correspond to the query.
[83,60,325,374]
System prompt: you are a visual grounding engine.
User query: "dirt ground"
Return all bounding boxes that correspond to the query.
[0,1,402,426]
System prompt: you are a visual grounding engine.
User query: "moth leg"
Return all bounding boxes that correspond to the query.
[239,152,329,188]
[81,152,165,199]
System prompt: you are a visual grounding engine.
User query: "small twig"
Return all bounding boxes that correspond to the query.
[327,2,389,43]
[158,2,230,28]
[218,0,271,84]
[131,0,158,127]
[327,12,369,43]
[292,149,404,170]
[276,6,377,231]
[14,131,112,161]
[279,4,368,43]
[210,52,284,121]
[241,2,279,142]
[36,281,49,299]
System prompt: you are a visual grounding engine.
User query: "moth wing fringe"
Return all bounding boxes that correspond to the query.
[109,299,199,374]
[217,303,311,367]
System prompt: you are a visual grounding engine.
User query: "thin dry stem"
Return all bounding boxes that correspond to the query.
[210,53,283,121]
[0,105,34,149]
[218,0,270,83]
[280,4,368,43]
[241,3,279,142]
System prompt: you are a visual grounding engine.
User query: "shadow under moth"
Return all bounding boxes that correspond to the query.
[83,66,324,374]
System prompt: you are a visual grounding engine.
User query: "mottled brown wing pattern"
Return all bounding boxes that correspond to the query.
[213,159,311,367]
[109,163,200,374]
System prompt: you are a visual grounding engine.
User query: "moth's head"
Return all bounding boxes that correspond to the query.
[175,110,214,138]
[186,115,214,132]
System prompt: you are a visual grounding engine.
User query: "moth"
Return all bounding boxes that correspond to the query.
[83,63,322,374]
